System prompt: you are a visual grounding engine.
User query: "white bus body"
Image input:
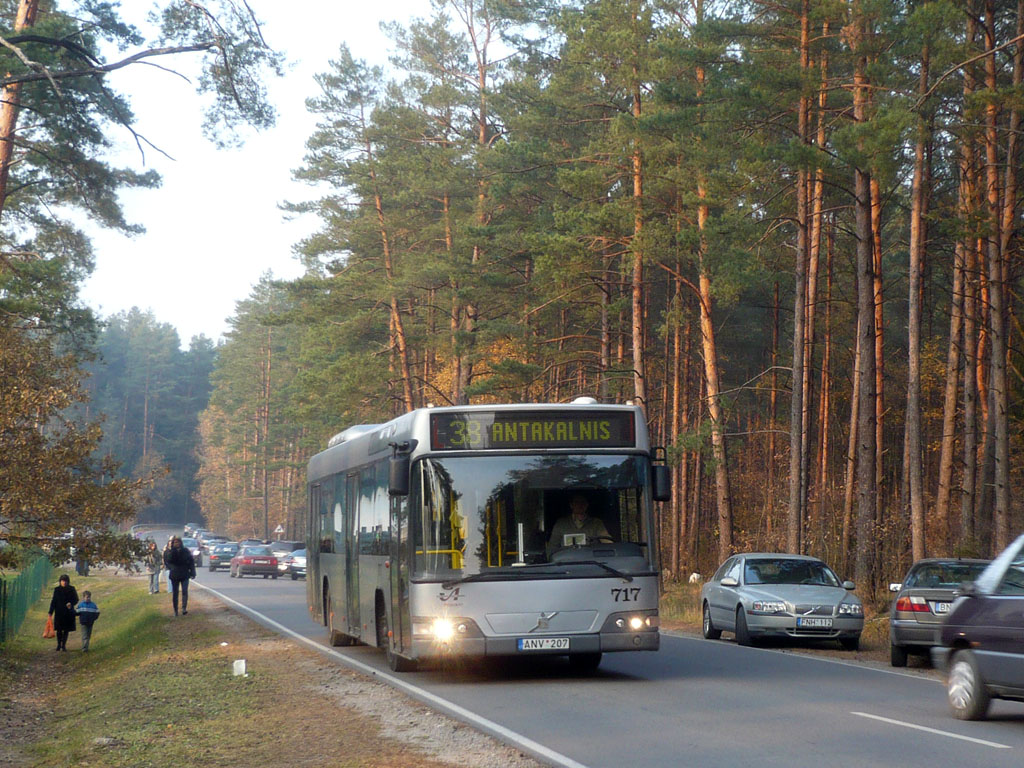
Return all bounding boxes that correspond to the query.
[306,403,666,672]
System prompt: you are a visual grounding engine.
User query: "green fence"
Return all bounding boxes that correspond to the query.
[0,556,54,645]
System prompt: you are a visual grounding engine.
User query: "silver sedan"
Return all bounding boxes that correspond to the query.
[701,553,864,650]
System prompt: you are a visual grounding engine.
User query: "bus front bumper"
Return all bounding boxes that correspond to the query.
[409,629,659,659]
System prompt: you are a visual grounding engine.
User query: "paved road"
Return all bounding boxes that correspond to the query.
[192,568,1024,768]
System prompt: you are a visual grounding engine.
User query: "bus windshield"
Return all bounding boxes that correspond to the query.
[411,454,654,579]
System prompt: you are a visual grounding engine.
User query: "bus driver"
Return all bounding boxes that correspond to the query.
[547,493,613,555]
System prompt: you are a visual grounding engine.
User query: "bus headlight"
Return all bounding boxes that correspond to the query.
[432,618,455,642]
[628,616,645,630]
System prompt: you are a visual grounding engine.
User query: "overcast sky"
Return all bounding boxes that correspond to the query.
[79,0,424,346]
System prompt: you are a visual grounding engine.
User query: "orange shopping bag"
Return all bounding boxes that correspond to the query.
[43,615,55,639]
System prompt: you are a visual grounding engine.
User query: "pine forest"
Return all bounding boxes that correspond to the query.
[2,1,1023,592]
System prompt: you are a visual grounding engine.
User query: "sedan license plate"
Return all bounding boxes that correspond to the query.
[517,637,569,651]
[933,602,951,614]
[796,617,833,628]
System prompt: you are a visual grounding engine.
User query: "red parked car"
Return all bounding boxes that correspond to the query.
[229,545,279,579]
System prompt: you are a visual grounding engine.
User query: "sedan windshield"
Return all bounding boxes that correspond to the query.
[411,454,654,579]
[744,558,841,587]
[243,546,271,556]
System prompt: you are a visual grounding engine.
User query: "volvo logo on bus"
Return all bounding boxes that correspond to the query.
[529,611,559,633]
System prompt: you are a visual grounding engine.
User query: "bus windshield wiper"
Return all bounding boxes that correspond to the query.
[557,560,634,582]
[442,568,569,589]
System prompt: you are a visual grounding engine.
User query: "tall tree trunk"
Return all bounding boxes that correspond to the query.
[851,7,878,589]
[631,7,647,413]
[983,0,1011,552]
[906,35,930,562]
[0,0,39,224]
[870,176,885,530]
[788,0,811,555]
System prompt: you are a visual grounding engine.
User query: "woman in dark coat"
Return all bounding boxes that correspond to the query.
[48,574,79,651]
[163,537,196,616]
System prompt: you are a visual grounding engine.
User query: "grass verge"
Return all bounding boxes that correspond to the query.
[0,571,456,768]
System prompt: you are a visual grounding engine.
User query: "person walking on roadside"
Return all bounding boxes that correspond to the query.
[145,540,162,594]
[163,536,196,616]
[48,574,79,651]
[75,591,100,651]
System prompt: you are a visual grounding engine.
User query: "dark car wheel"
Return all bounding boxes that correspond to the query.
[291,572,298,580]
[209,566,216,572]
[735,606,752,646]
[840,635,860,651]
[890,642,908,667]
[948,649,991,720]
[272,575,278,580]
[702,602,722,640]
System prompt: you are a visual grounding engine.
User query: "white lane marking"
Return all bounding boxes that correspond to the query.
[851,711,1012,750]
[193,582,591,768]
[663,633,942,683]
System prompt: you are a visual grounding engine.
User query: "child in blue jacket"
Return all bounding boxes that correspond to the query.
[75,591,100,651]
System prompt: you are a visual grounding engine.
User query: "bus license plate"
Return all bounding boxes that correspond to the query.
[518,637,569,651]
[933,602,951,614]
[796,617,833,628]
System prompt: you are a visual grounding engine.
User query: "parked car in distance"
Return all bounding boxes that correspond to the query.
[889,557,990,667]
[181,537,204,567]
[701,553,863,650]
[281,548,307,580]
[933,533,1024,720]
[230,545,279,579]
[208,542,240,571]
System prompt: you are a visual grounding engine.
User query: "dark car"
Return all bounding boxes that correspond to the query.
[230,545,279,579]
[280,548,307,580]
[208,542,240,571]
[933,533,1024,720]
[888,557,989,667]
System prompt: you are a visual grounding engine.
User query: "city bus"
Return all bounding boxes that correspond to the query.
[306,400,669,672]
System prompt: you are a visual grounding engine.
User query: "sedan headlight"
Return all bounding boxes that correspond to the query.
[838,602,863,616]
[750,601,787,614]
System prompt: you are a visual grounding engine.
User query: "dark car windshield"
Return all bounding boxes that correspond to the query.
[182,538,198,548]
[904,562,989,589]
[243,546,272,556]
[744,558,841,587]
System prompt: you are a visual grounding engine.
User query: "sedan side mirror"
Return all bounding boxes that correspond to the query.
[842,580,856,591]
[721,576,739,587]
[888,583,902,593]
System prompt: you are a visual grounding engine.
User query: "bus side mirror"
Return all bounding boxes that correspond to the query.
[389,455,410,496]
[652,465,671,502]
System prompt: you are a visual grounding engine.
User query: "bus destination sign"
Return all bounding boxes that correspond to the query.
[430,410,636,451]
